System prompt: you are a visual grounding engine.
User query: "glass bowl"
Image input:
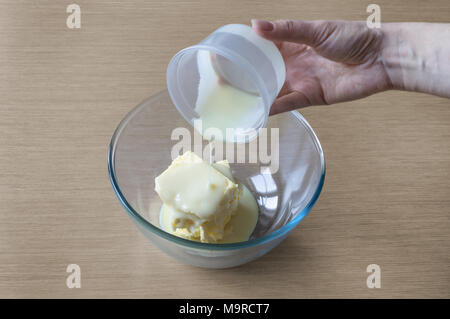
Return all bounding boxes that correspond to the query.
[108,90,325,268]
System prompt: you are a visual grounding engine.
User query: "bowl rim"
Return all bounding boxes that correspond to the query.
[108,90,326,251]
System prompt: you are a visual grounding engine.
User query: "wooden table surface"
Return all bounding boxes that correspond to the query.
[0,0,449,298]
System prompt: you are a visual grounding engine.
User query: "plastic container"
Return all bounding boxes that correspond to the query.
[166,24,286,143]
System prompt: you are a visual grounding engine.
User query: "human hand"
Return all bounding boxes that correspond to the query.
[252,19,393,115]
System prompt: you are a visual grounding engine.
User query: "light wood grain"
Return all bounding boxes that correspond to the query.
[0,0,449,298]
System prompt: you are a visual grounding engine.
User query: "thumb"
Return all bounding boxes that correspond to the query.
[269,91,312,115]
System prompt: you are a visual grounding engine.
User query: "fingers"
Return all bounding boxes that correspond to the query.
[269,91,313,115]
[251,19,330,48]
[252,19,382,64]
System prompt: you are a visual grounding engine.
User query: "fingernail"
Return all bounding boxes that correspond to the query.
[251,19,273,32]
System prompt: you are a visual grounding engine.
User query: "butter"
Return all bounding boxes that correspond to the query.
[155,151,240,243]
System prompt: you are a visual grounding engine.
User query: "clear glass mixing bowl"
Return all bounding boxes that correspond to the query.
[108,90,325,268]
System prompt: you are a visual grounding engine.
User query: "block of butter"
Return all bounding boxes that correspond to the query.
[155,151,241,243]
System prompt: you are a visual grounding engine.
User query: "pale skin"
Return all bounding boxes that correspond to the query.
[251,20,450,115]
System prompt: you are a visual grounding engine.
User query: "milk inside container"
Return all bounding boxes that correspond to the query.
[166,24,286,143]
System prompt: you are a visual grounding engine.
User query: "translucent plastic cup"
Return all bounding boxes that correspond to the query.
[108,91,325,268]
[166,24,286,142]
